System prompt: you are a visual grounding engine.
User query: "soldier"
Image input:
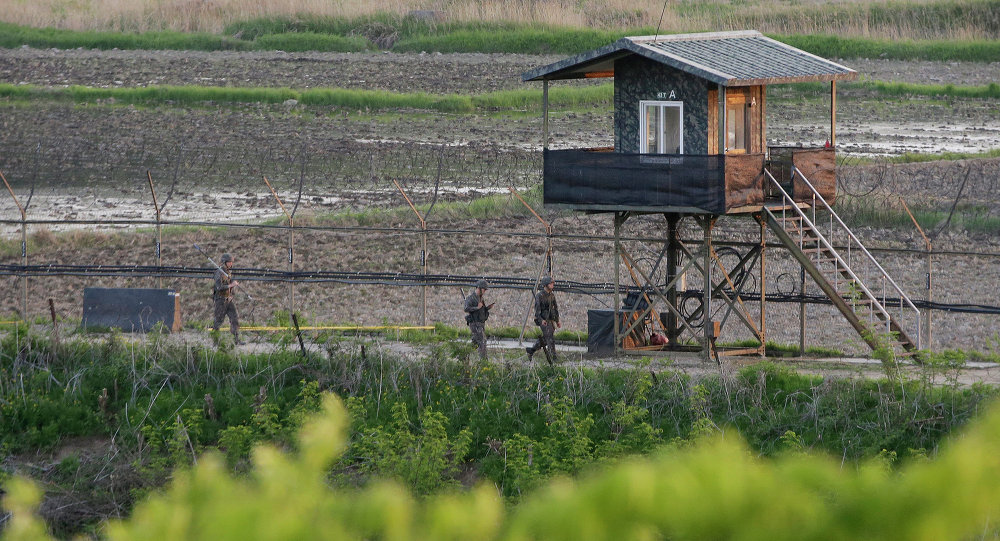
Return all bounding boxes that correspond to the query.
[464,279,493,360]
[211,252,241,344]
[526,276,560,363]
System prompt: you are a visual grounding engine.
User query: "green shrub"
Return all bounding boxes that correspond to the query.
[11,393,1000,540]
[0,21,249,51]
[341,399,472,494]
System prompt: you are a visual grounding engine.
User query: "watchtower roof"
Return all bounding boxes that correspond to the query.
[522,30,857,86]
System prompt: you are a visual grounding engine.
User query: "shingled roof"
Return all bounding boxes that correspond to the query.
[522,30,857,86]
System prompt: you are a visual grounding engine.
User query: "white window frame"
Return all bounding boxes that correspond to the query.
[639,100,684,154]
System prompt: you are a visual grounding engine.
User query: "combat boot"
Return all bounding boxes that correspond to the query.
[542,350,553,367]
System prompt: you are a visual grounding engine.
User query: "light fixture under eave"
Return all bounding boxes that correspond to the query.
[584,71,615,78]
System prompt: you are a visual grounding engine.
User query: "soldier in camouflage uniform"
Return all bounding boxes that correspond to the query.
[464,279,493,360]
[212,253,242,344]
[526,276,560,363]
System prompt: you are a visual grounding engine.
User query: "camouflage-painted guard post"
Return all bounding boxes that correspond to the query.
[212,253,242,344]
[526,276,560,364]
[464,279,494,360]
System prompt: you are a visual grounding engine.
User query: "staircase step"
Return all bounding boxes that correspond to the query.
[765,203,919,358]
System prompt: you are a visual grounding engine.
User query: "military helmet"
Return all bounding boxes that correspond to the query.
[221,253,234,263]
[476,279,489,289]
[540,276,554,287]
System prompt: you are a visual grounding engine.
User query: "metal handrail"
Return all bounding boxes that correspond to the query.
[768,167,921,348]
[789,167,921,318]
[763,170,893,328]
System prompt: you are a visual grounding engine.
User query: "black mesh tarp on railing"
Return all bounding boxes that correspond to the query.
[543,149,726,213]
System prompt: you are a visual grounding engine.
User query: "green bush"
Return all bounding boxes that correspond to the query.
[11,393,1000,539]
[341,399,472,494]
[0,22,249,51]
[778,33,1000,63]
[1,331,996,537]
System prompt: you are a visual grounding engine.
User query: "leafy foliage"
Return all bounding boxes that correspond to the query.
[0,330,997,536]
[341,398,472,494]
[10,392,1000,539]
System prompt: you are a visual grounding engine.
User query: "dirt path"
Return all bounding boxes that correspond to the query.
[11,325,998,386]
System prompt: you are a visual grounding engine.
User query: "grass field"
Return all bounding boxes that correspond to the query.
[3,0,998,41]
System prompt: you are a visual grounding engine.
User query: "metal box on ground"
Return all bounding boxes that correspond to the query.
[588,309,631,354]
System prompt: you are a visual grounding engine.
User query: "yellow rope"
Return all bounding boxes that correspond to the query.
[239,325,435,332]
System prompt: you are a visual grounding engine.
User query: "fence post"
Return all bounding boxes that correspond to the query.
[263,176,294,322]
[900,196,931,350]
[147,171,163,289]
[799,266,806,356]
[509,187,555,345]
[508,186,552,272]
[392,179,428,326]
[1,171,27,321]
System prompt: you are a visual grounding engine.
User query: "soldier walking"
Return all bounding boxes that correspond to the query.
[212,252,242,344]
[464,279,493,360]
[526,276,560,363]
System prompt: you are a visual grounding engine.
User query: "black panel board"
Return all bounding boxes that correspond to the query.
[82,287,178,332]
[587,309,617,354]
[587,309,642,354]
[544,149,725,213]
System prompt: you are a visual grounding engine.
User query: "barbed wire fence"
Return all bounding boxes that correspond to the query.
[2,136,999,354]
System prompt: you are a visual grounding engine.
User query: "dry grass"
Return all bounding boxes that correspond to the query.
[2,0,994,40]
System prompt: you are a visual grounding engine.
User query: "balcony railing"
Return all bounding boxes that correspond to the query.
[542,147,835,214]
[543,149,726,213]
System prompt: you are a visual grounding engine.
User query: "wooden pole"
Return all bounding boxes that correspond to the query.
[518,250,548,346]
[666,214,679,348]
[900,196,931,349]
[291,313,307,358]
[718,87,727,154]
[147,171,163,289]
[542,80,549,151]
[392,179,428,326]
[830,81,837,147]
[263,176,294,320]
[926,246,932,350]
[1,171,27,321]
[799,266,806,356]
[421,229,427,326]
[614,213,623,353]
[509,186,552,274]
[702,216,714,360]
[759,215,767,356]
[48,298,59,347]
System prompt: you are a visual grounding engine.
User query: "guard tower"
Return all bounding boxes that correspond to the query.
[523,30,920,358]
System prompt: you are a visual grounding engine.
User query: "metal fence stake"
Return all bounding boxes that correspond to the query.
[1,171,27,321]
[147,171,163,289]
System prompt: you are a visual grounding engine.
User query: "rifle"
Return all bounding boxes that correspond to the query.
[193,244,254,301]
[460,287,494,324]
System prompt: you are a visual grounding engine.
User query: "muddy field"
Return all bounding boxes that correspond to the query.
[4,47,1000,92]
[1,48,999,356]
